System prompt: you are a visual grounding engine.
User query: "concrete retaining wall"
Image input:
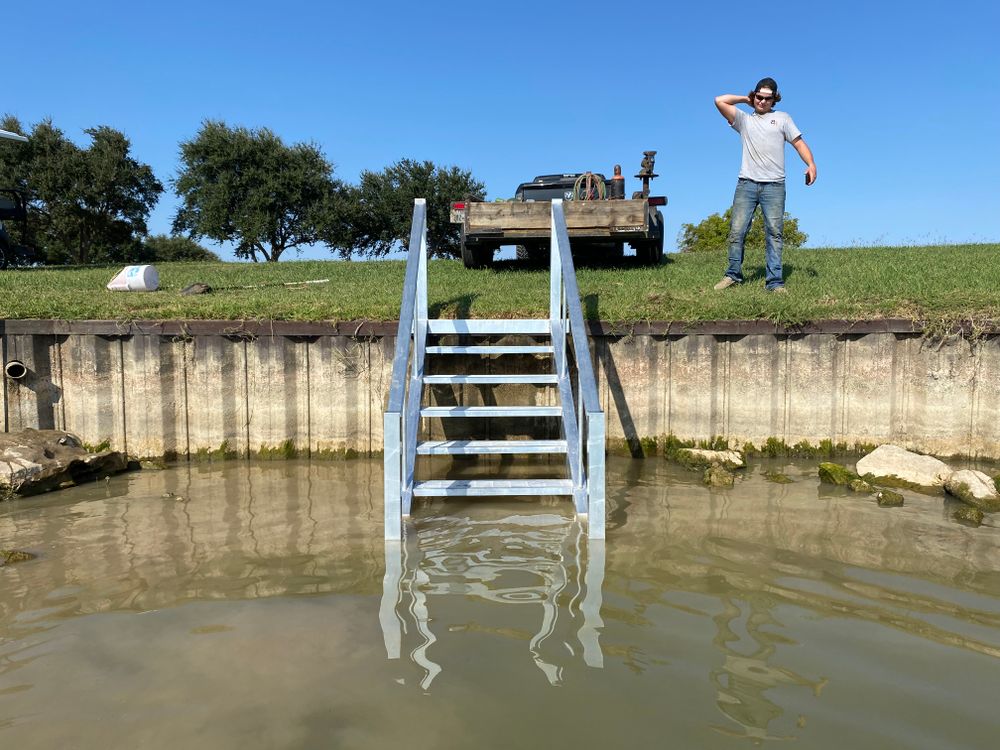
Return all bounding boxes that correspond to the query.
[3,320,998,459]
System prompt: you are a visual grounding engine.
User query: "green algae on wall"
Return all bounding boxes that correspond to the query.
[82,439,112,454]
[311,447,370,460]
[257,440,300,460]
[194,441,240,462]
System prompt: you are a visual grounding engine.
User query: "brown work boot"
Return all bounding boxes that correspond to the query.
[713,277,738,291]
[768,285,787,294]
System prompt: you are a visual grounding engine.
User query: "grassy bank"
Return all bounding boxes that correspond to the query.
[1,244,998,326]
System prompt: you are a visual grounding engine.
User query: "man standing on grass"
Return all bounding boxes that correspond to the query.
[713,77,816,293]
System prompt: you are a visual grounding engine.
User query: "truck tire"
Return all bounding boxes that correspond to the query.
[0,231,10,270]
[516,243,546,265]
[636,210,665,266]
[635,237,664,266]
[461,241,494,269]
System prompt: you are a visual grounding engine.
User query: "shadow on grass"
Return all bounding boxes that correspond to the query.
[429,294,477,319]
[741,260,816,286]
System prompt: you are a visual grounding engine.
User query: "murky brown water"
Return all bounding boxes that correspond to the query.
[1,457,999,749]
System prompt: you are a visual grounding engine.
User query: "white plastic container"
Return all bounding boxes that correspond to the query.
[107,265,159,292]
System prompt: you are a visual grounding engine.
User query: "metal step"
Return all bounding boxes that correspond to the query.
[412,479,574,497]
[425,345,554,355]
[420,405,561,418]
[423,374,558,385]
[417,439,568,455]
[427,319,549,335]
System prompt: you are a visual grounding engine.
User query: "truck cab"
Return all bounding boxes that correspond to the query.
[0,189,33,269]
[0,128,35,268]
[514,173,608,202]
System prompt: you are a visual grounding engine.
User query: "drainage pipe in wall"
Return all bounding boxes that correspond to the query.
[4,360,27,380]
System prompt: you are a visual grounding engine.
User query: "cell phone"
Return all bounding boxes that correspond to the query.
[805,173,809,185]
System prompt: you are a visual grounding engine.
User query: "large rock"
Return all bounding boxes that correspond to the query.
[944,470,1000,512]
[0,429,128,496]
[952,506,985,527]
[676,449,745,470]
[855,445,951,489]
[818,462,858,486]
[764,471,793,484]
[704,465,736,487]
[849,478,875,493]
[874,489,904,508]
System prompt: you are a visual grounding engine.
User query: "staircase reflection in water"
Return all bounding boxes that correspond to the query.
[380,507,605,690]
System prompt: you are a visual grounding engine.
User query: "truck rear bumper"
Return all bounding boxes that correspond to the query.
[461,199,663,245]
[463,227,651,244]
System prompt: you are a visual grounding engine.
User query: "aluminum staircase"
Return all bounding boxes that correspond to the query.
[384,199,605,539]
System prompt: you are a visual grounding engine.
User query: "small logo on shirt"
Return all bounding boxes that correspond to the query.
[770,120,776,125]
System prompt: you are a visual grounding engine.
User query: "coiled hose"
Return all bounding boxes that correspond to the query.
[573,172,606,201]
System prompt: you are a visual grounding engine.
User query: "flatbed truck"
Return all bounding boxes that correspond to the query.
[451,154,666,268]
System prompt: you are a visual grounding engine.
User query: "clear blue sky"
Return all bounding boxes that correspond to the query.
[8,0,1000,260]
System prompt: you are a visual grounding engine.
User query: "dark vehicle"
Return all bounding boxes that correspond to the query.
[0,188,35,268]
[0,128,35,268]
[514,173,608,202]
[451,153,666,268]
[0,189,34,269]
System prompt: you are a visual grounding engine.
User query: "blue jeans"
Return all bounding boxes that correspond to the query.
[725,178,786,289]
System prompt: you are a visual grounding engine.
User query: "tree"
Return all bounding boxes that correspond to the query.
[141,234,220,262]
[0,116,163,264]
[677,208,807,253]
[349,159,485,258]
[173,121,348,262]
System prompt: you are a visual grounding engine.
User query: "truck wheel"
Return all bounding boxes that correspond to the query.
[461,242,494,269]
[635,237,664,266]
[637,210,665,266]
[516,243,546,265]
[0,232,10,270]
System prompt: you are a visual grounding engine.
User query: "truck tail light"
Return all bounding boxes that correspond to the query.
[648,196,667,206]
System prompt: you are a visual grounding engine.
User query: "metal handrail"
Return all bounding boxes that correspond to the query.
[550,200,606,539]
[384,199,427,540]
[550,201,601,415]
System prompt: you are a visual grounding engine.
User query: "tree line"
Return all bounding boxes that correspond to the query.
[0,116,485,264]
[1,115,807,265]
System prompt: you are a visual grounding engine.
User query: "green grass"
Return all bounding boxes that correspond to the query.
[1,243,998,326]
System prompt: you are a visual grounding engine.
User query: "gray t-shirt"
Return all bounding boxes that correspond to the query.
[731,108,801,182]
